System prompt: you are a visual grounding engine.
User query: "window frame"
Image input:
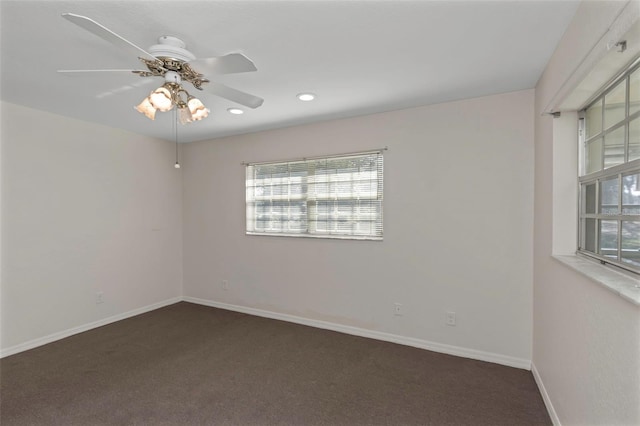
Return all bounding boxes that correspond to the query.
[577,59,640,275]
[245,150,384,241]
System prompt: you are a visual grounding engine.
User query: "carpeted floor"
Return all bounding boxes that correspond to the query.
[1,302,551,425]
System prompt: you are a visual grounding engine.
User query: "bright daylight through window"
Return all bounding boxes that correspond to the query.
[578,58,640,274]
[246,151,383,240]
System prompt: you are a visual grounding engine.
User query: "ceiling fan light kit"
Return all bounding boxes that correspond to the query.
[135,79,210,123]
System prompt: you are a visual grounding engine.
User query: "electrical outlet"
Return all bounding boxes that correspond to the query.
[96,291,104,304]
[446,311,456,326]
[394,302,403,316]
[222,280,229,291]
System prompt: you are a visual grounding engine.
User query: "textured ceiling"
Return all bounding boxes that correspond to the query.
[0,0,580,143]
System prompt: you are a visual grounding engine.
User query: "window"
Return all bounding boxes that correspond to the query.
[578,60,640,274]
[245,151,383,240]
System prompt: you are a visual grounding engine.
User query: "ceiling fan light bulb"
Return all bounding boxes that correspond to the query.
[149,86,174,112]
[135,97,156,120]
[174,162,181,169]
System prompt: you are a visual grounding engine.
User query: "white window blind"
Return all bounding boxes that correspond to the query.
[246,151,383,240]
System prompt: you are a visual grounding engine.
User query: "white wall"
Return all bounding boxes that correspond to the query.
[1,102,183,353]
[534,1,640,425]
[182,89,535,365]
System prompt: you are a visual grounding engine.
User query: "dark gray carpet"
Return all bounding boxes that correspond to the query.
[1,302,550,425]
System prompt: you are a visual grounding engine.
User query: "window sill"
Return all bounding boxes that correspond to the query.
[246,231,382,241]
[552,255,640,306]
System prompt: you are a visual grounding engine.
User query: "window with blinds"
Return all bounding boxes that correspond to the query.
[245,151,383,240]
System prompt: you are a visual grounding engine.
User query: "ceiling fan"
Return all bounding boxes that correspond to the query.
[58,13,263,123]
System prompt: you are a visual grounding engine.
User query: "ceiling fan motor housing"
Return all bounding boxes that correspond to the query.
[148,36,196,64]
[143,36,209,89]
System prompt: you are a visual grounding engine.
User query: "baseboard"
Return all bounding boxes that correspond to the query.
[2,295,533,371]
[0,297,182,358]
[532,362,561,425]
[183,296,532,370]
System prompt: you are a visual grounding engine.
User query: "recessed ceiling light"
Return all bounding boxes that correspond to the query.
[227,108,244,115]
[297,93,316,101]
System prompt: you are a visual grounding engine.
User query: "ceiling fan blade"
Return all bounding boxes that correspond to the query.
[204,82,264,109]
[62,13,158,62]
[58,69,140,73]
[188,53,257,75]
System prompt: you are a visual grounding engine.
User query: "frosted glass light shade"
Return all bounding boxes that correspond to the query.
[149,86,174,112]
[178,106,193,124]
[135,97,157,120]
[188,97,209,121]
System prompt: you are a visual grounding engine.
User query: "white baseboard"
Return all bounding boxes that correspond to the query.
[532,362,561,425]
[183,296,532,370]
[0,297,182,358]
[2,295,533,371]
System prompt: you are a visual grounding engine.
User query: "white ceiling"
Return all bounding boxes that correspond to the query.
[0,0,580,143]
